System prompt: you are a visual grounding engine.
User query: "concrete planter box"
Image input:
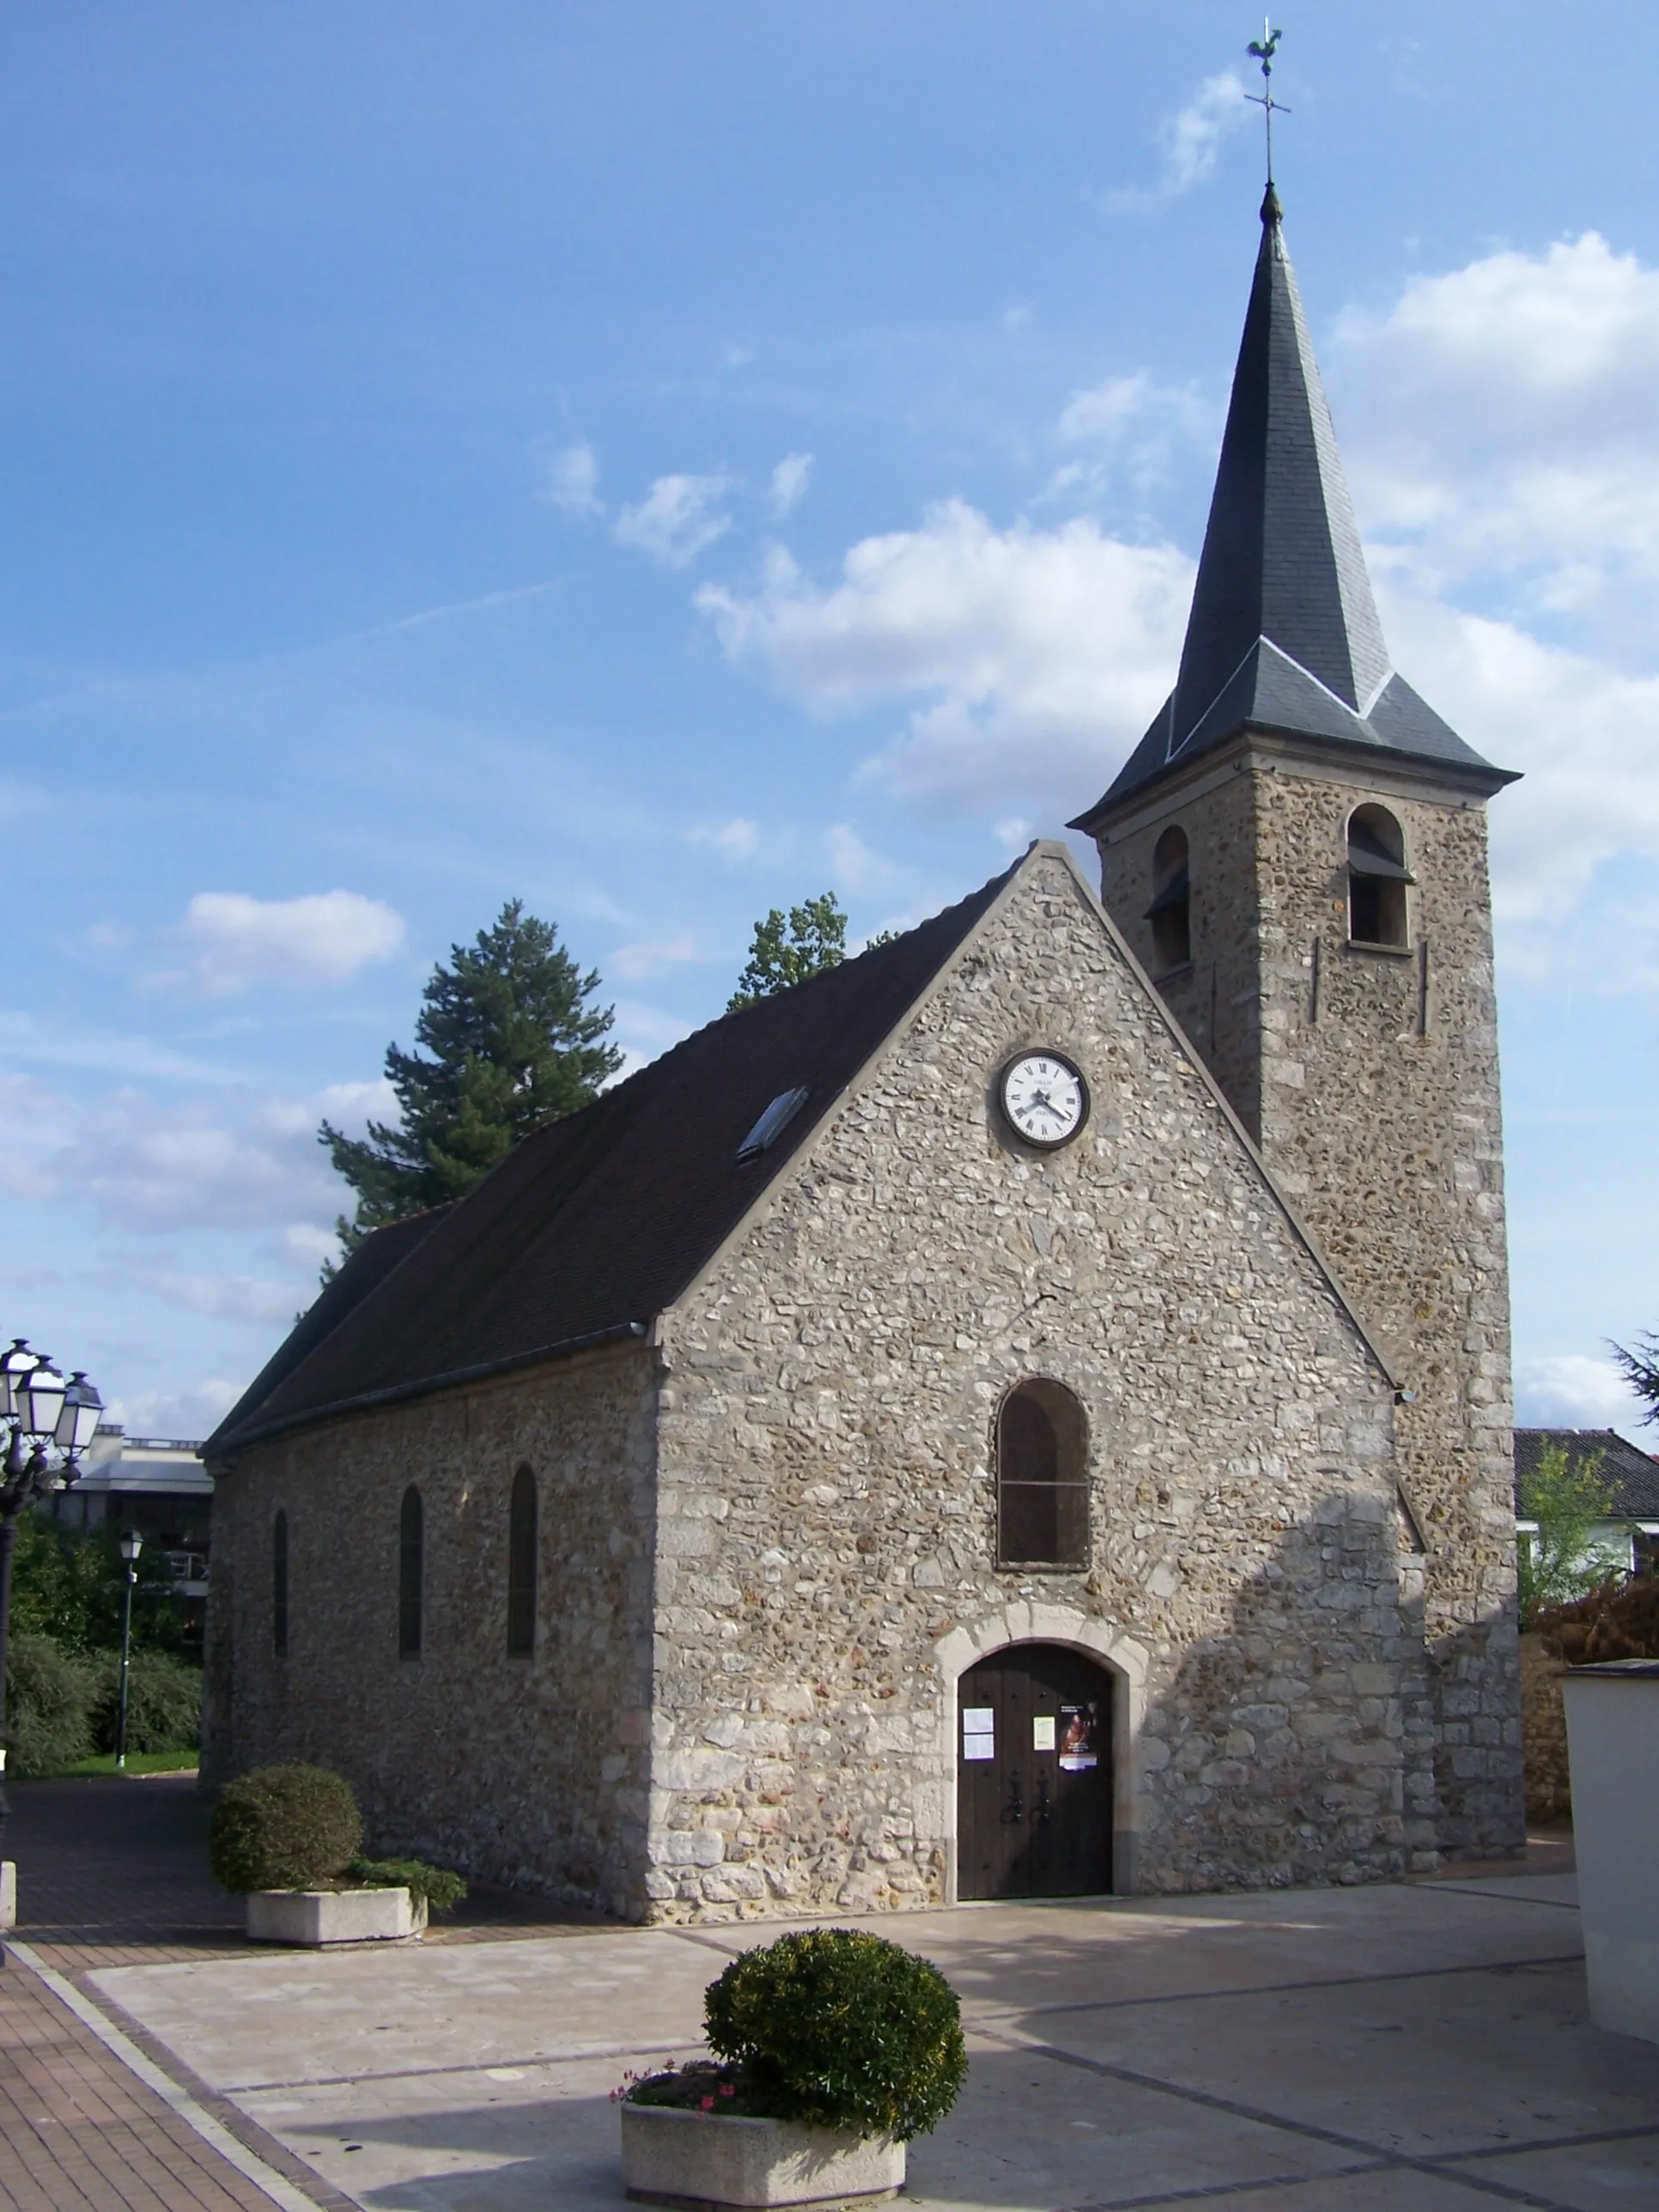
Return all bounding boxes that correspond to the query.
[1562,1659,1659,2043]
[621,2100,903,2209]
[246,1886,426,1946]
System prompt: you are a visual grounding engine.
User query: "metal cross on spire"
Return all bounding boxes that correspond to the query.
[1246,21,1289,185]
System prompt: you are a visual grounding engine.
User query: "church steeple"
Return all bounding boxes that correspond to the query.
[1073,192,1513,828]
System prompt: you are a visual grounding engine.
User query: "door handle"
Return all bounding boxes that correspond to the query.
[1004,1768,1024,1825]
[1037,1773,1051,1826]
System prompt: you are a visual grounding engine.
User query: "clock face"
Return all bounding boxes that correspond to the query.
[1000,1051,1089,1150]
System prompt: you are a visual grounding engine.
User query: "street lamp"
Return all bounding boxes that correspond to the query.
[115,1528,143,1771]
[0,1340,101,1854]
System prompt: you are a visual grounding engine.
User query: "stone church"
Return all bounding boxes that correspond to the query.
[202,186,1525,1921]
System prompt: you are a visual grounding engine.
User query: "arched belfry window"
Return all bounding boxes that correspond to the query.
[1145,825,1191,974]
[996,1380,1090,1570]
[507,1465,538,1657]
[1346,805,1412,949]
[272,1510,289,1658]
[398,1486,423,1659]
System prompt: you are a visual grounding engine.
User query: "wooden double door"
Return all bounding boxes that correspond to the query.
[957,1644,1113,1899]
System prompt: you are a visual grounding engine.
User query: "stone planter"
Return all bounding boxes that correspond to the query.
[1561,1658,1659,2043]
[246,1885,426,1946]
[620,2100,903,2209]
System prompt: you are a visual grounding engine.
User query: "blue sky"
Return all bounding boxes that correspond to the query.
[4,3,1657,1440]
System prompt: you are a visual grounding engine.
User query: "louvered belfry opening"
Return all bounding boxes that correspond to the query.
[507,1464,538,1656]
[398,1485,424,1658]
[1146,823,1192,974]
[997,1380,1090,1569]
[1347,804,1411,948]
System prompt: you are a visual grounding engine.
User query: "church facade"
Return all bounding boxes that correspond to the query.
[201,190,1526,1920]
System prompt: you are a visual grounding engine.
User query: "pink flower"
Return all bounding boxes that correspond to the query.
[719,2083,735,2099]
[700,2096,715,2112]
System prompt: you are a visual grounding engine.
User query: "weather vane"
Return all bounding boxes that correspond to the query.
[1246,21,1289,185]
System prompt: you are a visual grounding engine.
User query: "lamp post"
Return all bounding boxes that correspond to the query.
[0,1341,102,1862]
[115,1528,143,1771]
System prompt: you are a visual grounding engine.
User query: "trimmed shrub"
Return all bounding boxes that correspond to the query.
[210,1764,363,1894]
[702,1927,966,2142]
[346,1857,467,1915]
[93,1650,202,1756]
[3,1631,98,1776]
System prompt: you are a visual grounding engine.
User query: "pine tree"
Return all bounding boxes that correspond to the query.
[1612,1330,1659,1423]
[319,900,622,1267]
[727,893,849,1012]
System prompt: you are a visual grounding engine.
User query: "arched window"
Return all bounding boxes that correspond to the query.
[996,1379,1090,1570]
[507,1465,538,1657]
[272,1510,289,1658]
[398,1486,423,1658]
[1346,805,1411,949]
[1145,825,1191,974]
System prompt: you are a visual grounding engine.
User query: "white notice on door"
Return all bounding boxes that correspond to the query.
[1033,1716,1056,1752]
[963,1706,994,1759]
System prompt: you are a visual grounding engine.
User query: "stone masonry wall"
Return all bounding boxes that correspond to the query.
[1096,752,1524,1856]
[202,1342,659,1918]
[645,848,1423,1923]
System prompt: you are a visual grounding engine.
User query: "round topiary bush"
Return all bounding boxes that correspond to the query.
[209,1763,363,1894]
[702,1927,966,2142]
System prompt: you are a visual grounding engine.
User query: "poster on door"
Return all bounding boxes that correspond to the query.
[962,1706,995,1760]
[1058,1702,1099,1771]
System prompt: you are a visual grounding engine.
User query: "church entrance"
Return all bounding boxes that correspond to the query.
[957,1644,1113,1899]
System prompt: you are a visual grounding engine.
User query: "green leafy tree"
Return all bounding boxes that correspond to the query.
[8,1514,194,1657]
[319,901,622,1264]
[727,893,848,1012]
[1516,1442,1619,1628]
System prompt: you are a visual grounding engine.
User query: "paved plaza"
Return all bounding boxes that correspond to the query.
[4,1778,1659,2211]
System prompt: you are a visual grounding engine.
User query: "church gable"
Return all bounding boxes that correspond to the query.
[647,845,1409,1917]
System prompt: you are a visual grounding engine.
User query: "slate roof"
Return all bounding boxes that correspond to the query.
[1514,1429,1659,1521]
[1071,189,1515,830]
[209,866,1015,1455]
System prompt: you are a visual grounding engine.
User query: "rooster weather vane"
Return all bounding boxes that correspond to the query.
[1246,21,1289,185]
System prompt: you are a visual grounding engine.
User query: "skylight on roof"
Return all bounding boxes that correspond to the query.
[737,1087,809,1163]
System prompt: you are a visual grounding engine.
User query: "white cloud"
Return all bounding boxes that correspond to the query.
[1053,372,1214,506]
[544,441,603,515]
[696,503,1193,818]
[608,933,698,982]
[1377,591,1659,930]
[615,473,732,568]
[149,890,405,998]
[1336,234,1659,640]
[824,823,896,899]
[769,453,815,519]
[141,1269,300,1325]
[688,817,762,863]
[104,1377,240,1443]
[1106,72,1251,211]
[1515,1354,1645,1431]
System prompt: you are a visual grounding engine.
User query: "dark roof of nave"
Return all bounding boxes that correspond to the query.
[208,865,1015,1455]
[1071,188,1515,830]
[1514,1428,1659,1521]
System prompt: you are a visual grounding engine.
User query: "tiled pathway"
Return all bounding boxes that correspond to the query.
[4,1778,1656,2212]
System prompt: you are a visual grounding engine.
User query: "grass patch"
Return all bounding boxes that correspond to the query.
[52,1747,200,1778]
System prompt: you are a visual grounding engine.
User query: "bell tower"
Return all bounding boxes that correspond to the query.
[1073,186,1524,1861]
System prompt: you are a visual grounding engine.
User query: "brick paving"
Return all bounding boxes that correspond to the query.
[0,1775,597,2209]
[0,1947,295,2212]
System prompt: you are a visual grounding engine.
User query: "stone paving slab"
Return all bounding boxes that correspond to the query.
[76,1876,1659,2212]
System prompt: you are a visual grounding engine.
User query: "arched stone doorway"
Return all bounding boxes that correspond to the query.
[956,1642,1115,1899]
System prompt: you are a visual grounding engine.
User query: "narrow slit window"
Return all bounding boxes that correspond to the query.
[1145,825,1191,974]
[507,1465,538,1657]
[398,1485,423,1659]
[996,1379,1090,1570]
[1347,805,1412,949]
[272,1510,289,1657]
